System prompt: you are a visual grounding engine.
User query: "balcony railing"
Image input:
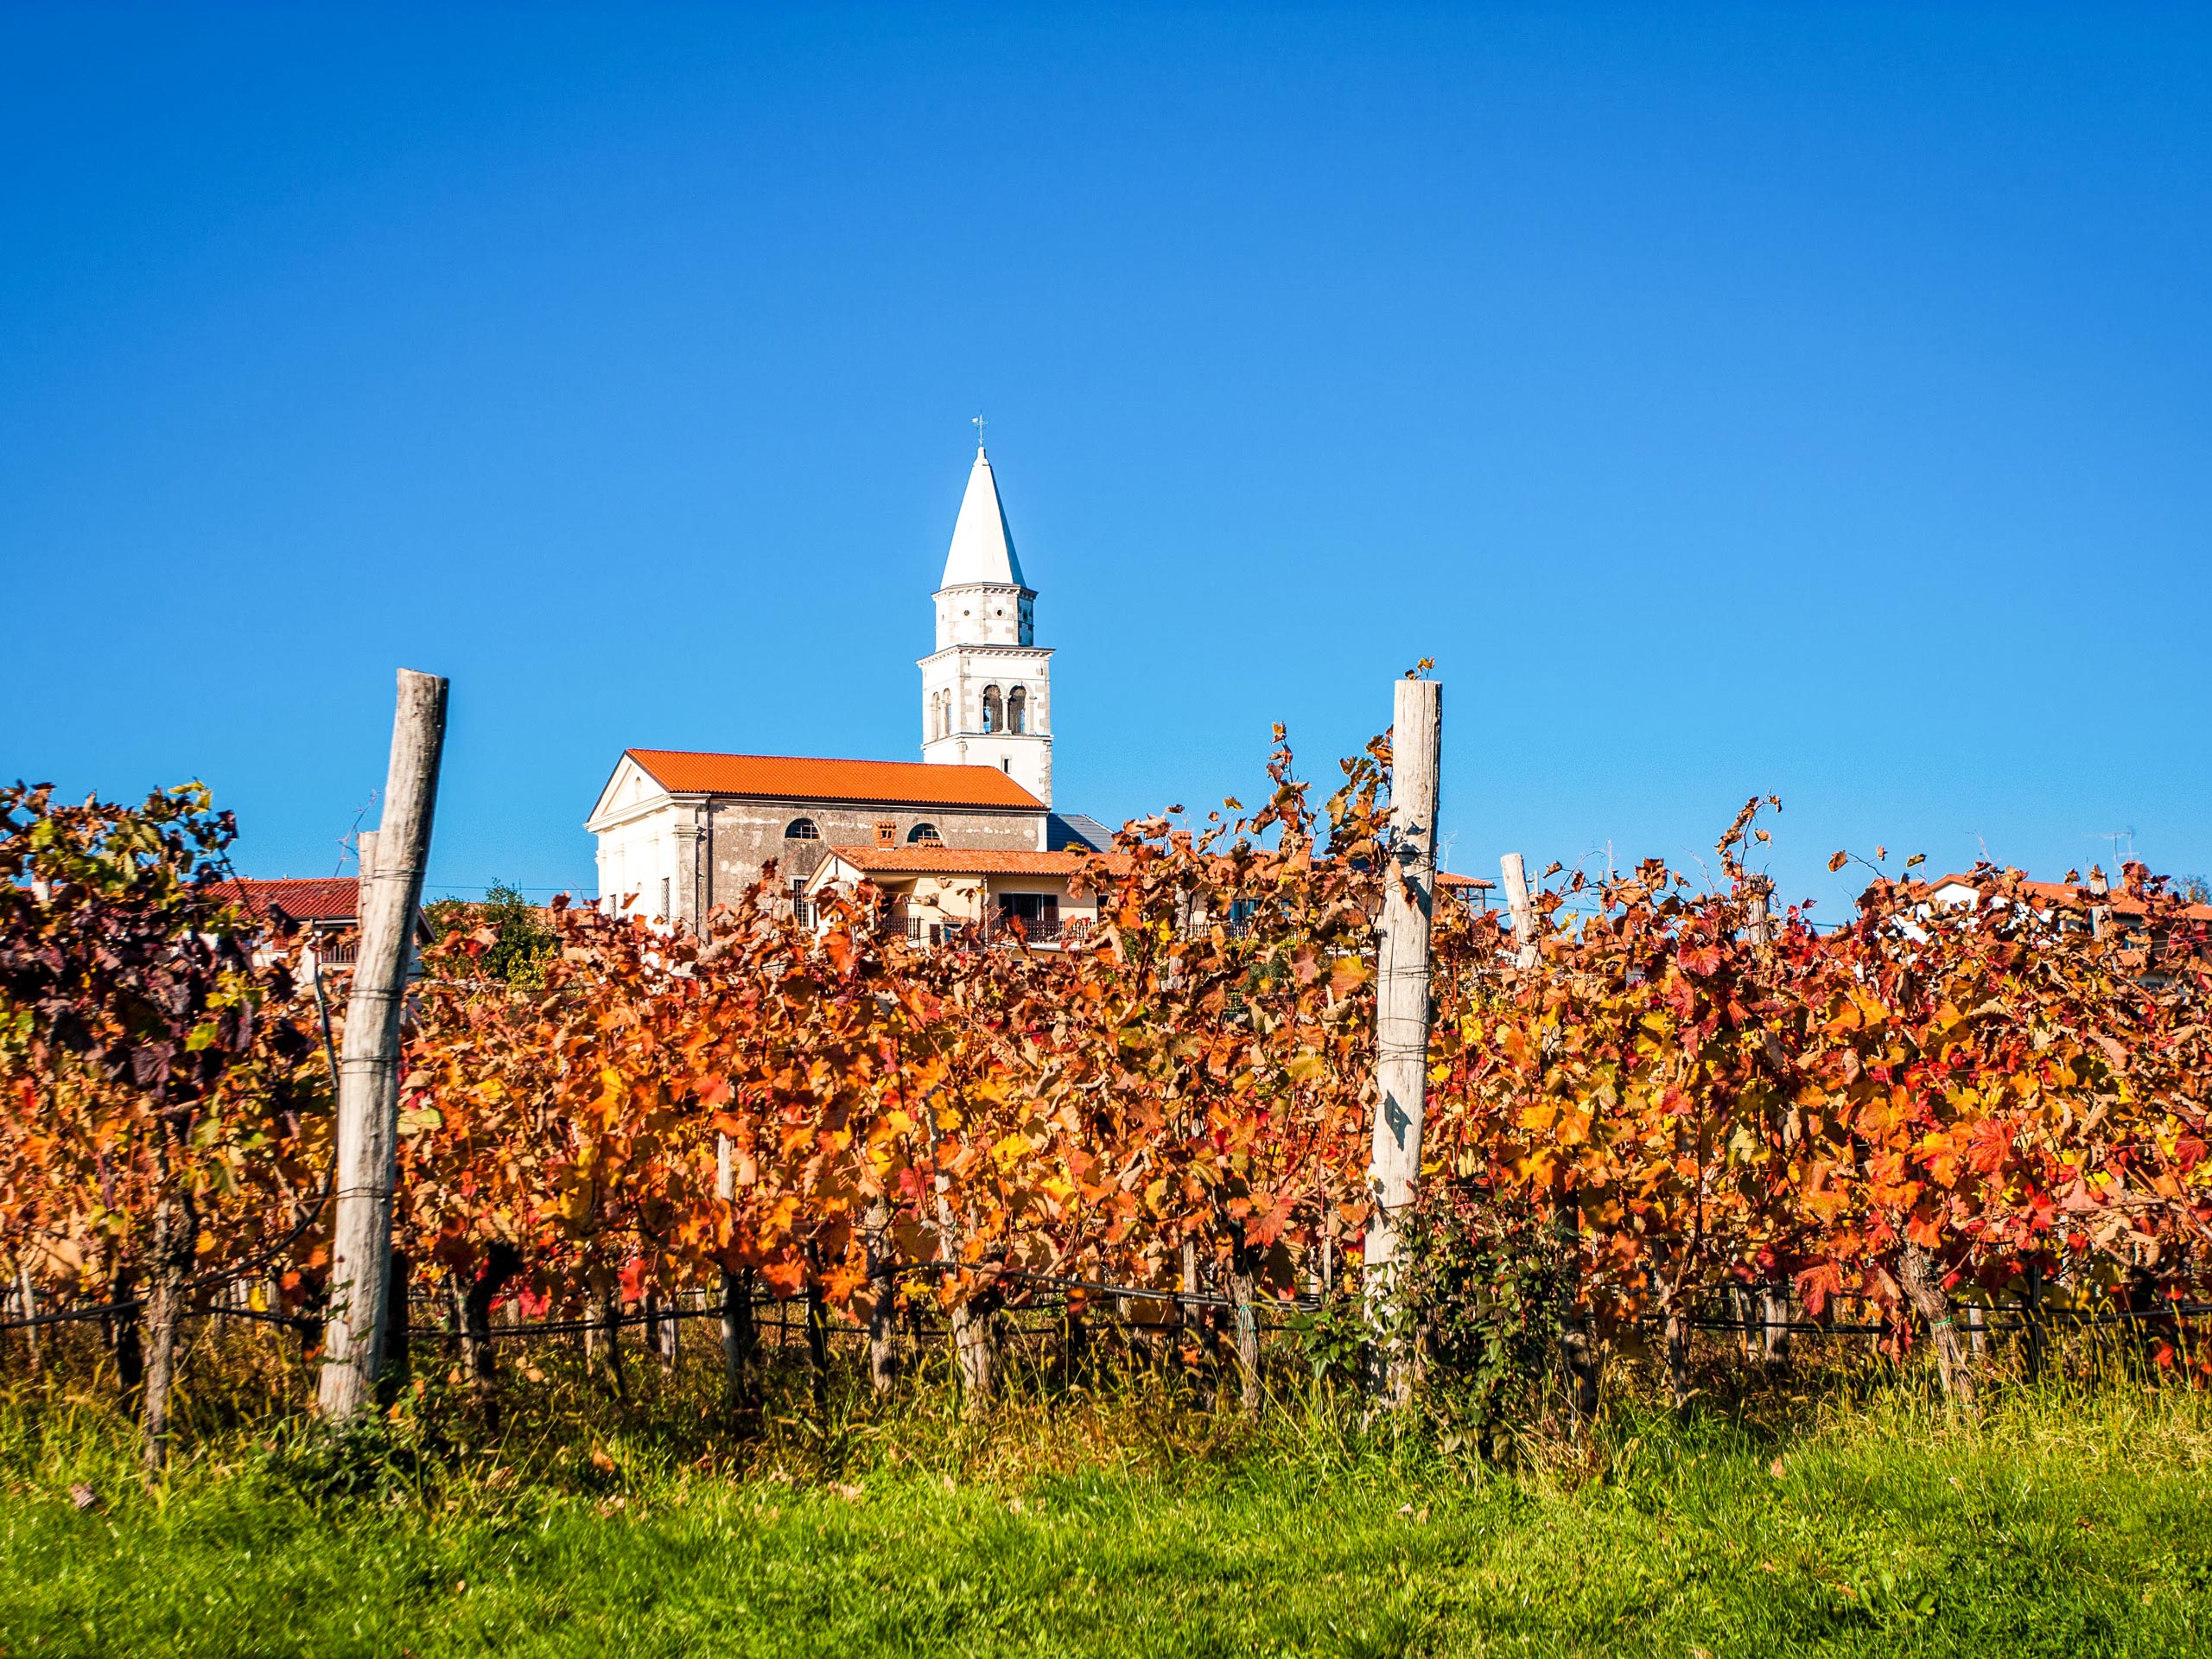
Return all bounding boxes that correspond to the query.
[886,914,944,945]
[877,912,1089,950]
[308,929,359,965]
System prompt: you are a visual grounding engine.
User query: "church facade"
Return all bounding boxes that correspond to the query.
[586,443,1107,929]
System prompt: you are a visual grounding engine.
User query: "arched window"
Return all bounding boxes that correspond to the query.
[785,818,820,841]
[982,684,1003,734]
[907,822,942,844]
[1007,685,1027,734]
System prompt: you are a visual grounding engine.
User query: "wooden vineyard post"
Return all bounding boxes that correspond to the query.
[1899,1239,1976,1407]
[2024,1261,2045,1382]
[15,1262,38,1375]
[316,669,448,1422]
[864,1198,897,1395]
[1761,1281,1794,1372]
[717,1134,759,1415]
[1499,852,1539,969]
[1363,675,1441,1407]
[1744,880,1772,947]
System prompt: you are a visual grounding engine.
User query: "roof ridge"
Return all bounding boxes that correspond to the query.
[628,746,1007,772]
[620,749,1045,810]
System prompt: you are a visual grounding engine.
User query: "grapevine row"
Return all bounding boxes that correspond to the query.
[6,737,2210,1441]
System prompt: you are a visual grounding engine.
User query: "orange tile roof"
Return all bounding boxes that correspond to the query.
[828,846,1131,879]
[626,749,1043,810]
[219,877,361,925]
[831,845,1491,888]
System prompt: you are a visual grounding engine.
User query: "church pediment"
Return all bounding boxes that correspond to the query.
[583,753,673,831]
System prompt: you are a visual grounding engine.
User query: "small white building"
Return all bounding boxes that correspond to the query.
[804,844,1128,947]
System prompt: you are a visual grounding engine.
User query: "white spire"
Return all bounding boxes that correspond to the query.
[939,446,1025,589]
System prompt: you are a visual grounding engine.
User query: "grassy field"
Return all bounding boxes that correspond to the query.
[2,1360,2209,1658]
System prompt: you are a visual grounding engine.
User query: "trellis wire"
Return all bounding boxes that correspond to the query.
[10,1270,2211,1344]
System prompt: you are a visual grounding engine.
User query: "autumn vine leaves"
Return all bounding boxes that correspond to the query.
[1432,800,2212,1402]
[387,726,1395,1410]
[7,751,2212,1441]
[0,783,327,1468]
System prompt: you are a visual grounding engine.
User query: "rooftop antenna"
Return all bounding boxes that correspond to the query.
[2087,826,2138,869]
[334,789,378,876]
[972,413,987,454]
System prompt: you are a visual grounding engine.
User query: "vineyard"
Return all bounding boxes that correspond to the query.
[8,701,2212,1493]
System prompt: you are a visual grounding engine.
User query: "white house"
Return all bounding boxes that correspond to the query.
[804,843,1128,947]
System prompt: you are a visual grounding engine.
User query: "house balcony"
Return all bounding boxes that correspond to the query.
[880,910,1088,950]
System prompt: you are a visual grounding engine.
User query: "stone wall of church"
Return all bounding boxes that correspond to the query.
[702,798,1046,916]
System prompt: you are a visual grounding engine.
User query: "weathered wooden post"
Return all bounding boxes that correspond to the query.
[2024,1260,2046,1382]
[1744,881,1772,946]
[717,1134,759,1414]
[316,669,447,1421]
[864,1198,897,1394]
[1499,852,1540,969]
[1363,676,1441,1406]
[15,1263,38,1375]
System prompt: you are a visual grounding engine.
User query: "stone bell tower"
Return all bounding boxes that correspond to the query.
[918,442,1052,805]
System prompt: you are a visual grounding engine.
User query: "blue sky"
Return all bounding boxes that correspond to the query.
[3,6,2206,912]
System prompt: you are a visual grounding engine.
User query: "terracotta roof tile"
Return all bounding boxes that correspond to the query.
[826,846,1131,878]
[626,749,1043,810]
[219,877,360,925]
[830,845,1492,890]
[1437,871,1495,890]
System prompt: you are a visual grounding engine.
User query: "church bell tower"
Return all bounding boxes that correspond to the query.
[918,442,1052,805]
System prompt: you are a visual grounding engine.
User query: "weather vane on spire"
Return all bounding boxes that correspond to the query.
[972,413,987,453]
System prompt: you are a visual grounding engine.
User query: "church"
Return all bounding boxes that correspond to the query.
[584,443,1116,940]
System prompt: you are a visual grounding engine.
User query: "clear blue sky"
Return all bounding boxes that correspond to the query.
[3,6,2206,912]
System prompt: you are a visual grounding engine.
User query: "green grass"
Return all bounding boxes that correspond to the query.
[2,1357,2210,1655]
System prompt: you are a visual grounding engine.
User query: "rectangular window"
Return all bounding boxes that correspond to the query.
[996,892,1059,939]
[659,876,671,920]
